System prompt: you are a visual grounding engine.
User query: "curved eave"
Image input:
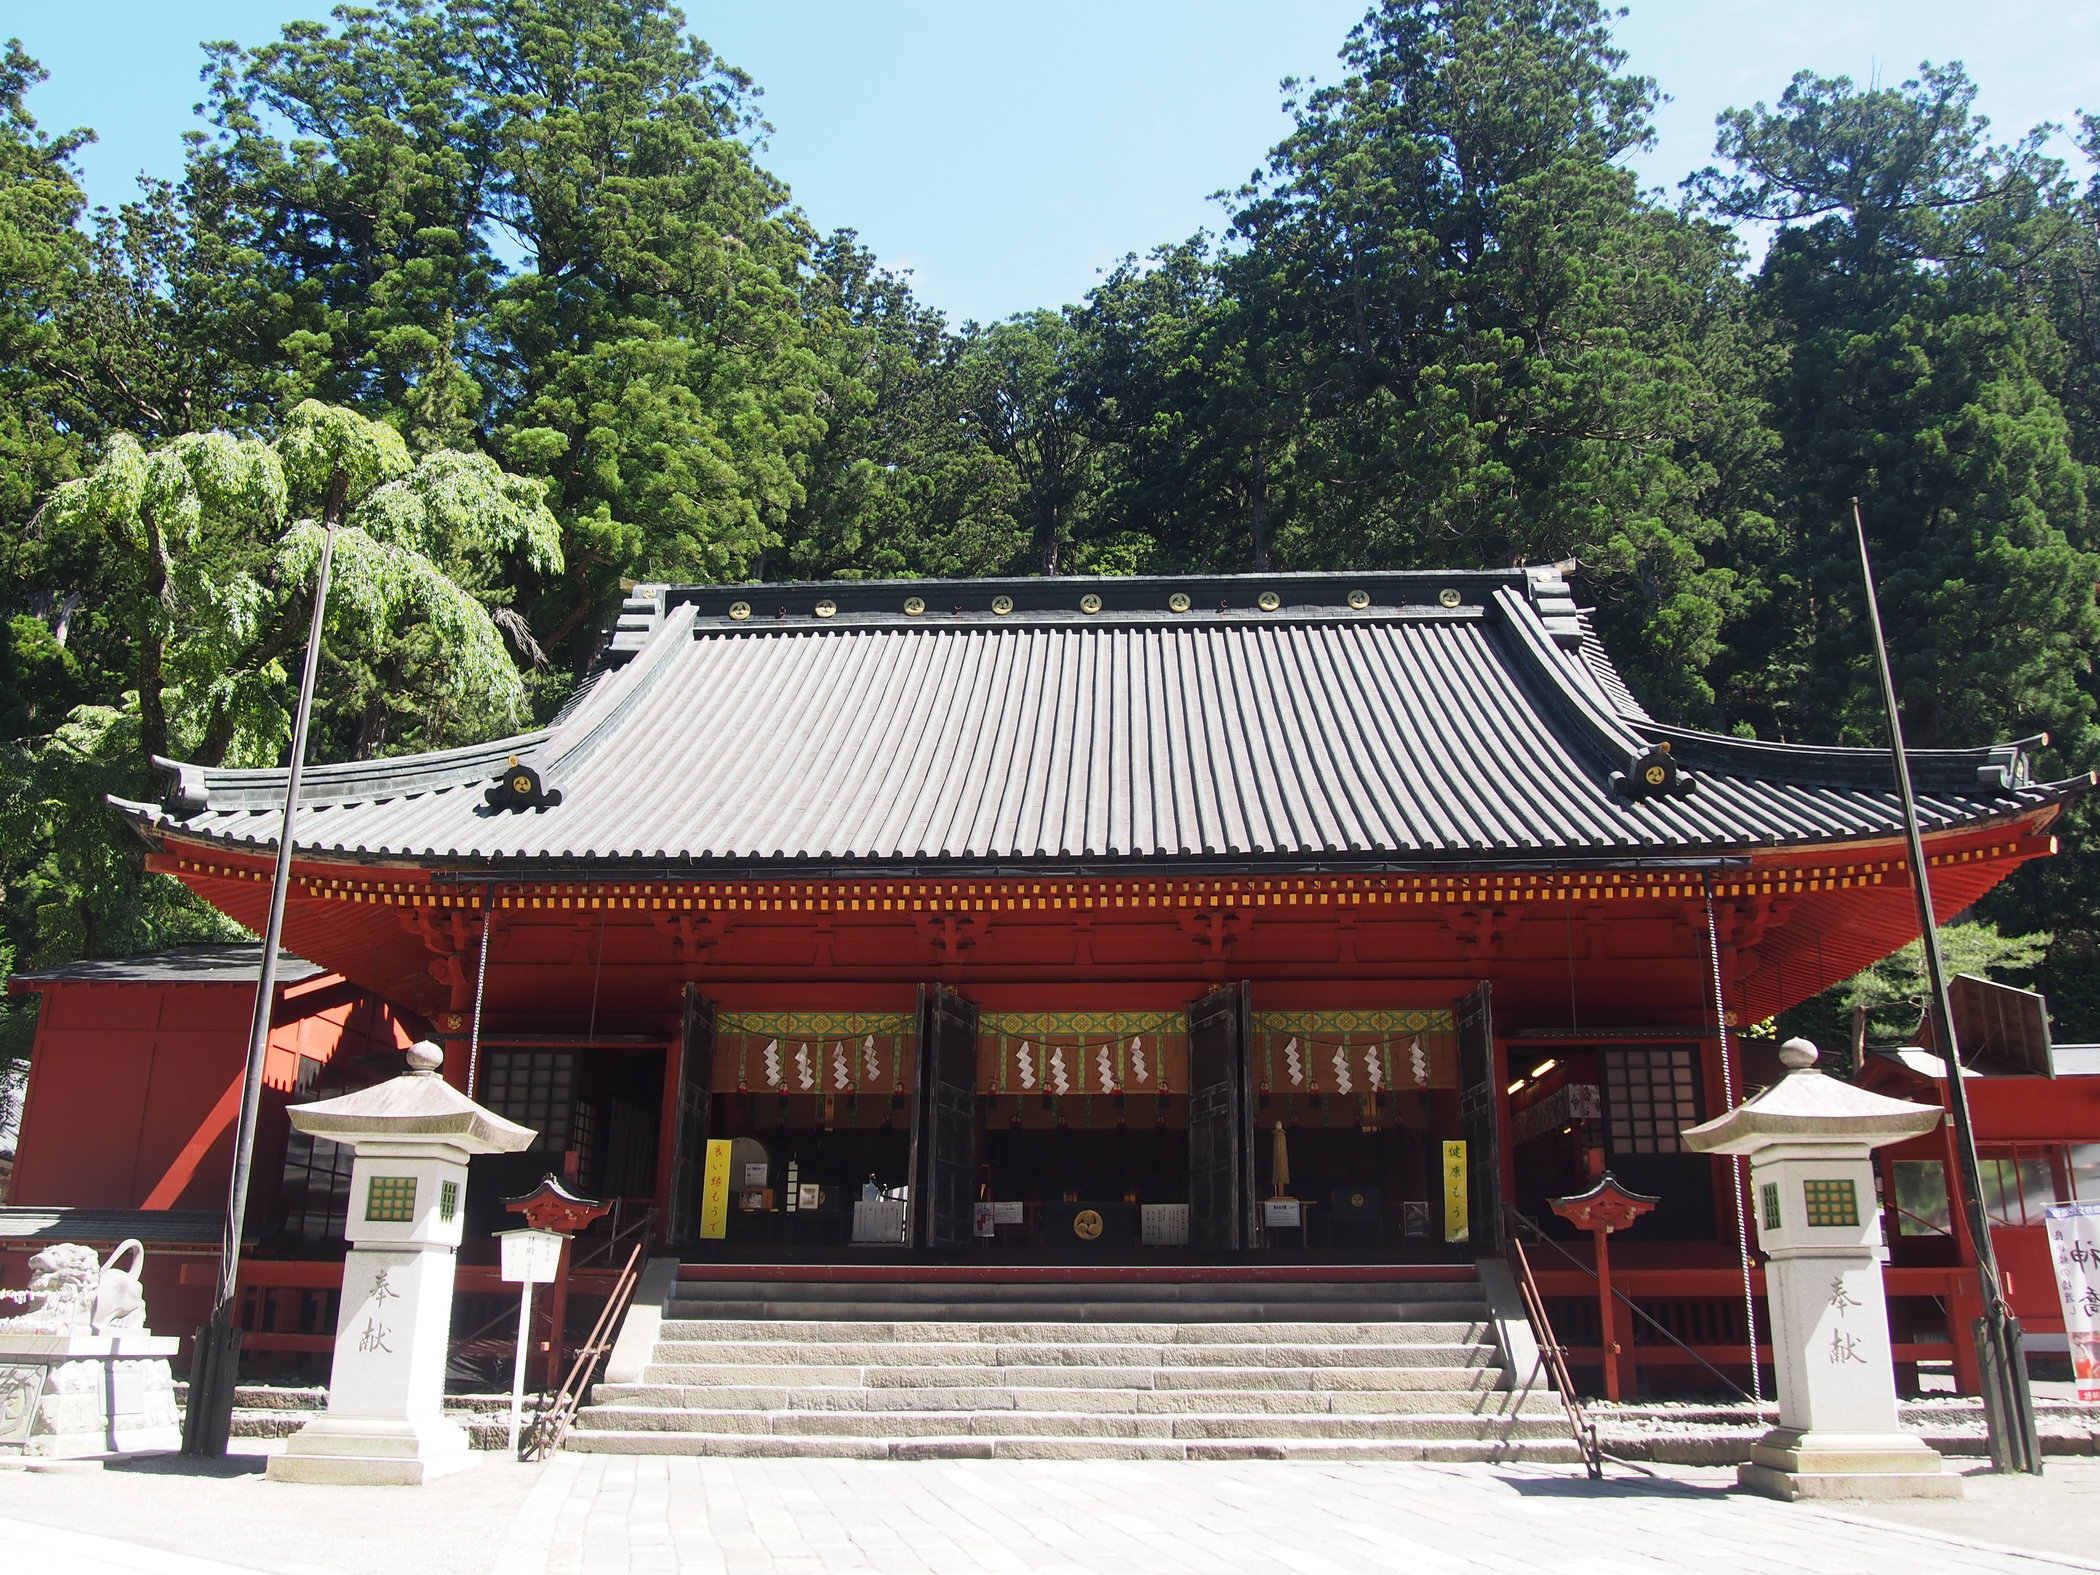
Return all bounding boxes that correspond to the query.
[114,785,2077,881]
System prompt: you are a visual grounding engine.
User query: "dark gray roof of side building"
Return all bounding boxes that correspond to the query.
[0,1206,237,1244]
[9,944,324,989]
[110,568,2080,876]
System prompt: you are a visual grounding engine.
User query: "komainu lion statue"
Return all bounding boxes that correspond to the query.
[0,1240,148,1335]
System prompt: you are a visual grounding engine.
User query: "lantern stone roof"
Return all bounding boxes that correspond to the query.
[1683,1041,1944,1154]
[112,568,2083,877]
[288,1041,535,1154]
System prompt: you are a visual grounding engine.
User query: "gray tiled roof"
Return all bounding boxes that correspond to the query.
[0,1206,233,1244]
[8,945,324,988]
[113,569,2076,875]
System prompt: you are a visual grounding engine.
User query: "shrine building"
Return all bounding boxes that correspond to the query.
[101,567,2084,1390]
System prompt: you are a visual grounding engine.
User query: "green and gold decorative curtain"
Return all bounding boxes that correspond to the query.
[978,1011,1189,1097]
[1250,1010,1457,1097]
[711,1012,915,1095]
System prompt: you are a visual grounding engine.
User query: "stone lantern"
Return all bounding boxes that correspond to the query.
[1682,1038,1957,1500]
[267,1041,533,1486]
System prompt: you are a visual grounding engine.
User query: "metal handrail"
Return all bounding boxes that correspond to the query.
[1505,1205,1768,1408]
[1506,1235,1603,1479]
[519,1242,645,1461]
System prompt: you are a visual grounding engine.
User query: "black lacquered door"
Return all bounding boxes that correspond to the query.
[1187,982,1252,1252]
[910,984,980,1251]
[666,985,716,1248]
[1455,981,1504,1253]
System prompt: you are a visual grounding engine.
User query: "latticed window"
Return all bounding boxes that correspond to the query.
[1802,1178,1860,1227]
[480,1050,575,1153]
[1601,1046,1701,1155]
[365,1175,418,1223]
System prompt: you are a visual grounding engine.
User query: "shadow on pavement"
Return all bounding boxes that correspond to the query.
[107,1450,269,1479]
[1497,1468,1730,1501]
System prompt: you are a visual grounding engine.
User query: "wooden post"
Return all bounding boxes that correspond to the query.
[1593,1224,1623,1402]
[543,1234,573,1391]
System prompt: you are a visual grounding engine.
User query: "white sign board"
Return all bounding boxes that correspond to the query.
[2044,1201,2100,1402]
[851,1199,908,1243]
[743,1163,770,1187]
[974,1202,997,1238]
[1140,1203,1189,1246]
[498,1228,564,1284]
[992,1201,1025,1225]
[1263,1199,1303,1229]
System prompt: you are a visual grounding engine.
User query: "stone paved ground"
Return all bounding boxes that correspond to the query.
[1,1450,2094,1575]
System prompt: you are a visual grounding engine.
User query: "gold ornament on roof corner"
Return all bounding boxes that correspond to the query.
[814,599,837,618]
[1438,587,1462,608]
[1079,593,1103,614]
[992,595,1014,615]
[1168,592,1192,613]
[727,600,751,620]
[1257,590,1282,612]
[903,596,925,616]
[1347,589,1370,610]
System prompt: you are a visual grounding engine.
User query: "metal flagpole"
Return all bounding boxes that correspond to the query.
[181,472,347,1458]
[1849,496,2041,1475]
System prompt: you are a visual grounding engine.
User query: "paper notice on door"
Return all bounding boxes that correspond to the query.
[1443,1140,1468,1243]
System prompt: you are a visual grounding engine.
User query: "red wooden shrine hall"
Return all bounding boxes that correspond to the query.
[95,567,2084,1383]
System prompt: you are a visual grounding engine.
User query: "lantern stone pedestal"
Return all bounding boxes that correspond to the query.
[1684,1039,1958,1501]
[266,1043,533,1486]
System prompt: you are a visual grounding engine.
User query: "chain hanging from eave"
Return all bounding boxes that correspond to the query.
[1704,877,1767,1410]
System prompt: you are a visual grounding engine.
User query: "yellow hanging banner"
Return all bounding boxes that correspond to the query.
[1442,1140,1468,1243]
[700,1138,733,1239]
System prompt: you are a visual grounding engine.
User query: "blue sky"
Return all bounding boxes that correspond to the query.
[10,1,2098,324]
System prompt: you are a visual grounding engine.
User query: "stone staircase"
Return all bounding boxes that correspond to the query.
[567,1267,1580,1462]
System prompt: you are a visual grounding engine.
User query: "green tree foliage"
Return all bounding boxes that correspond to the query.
[1777,920,2051,1062]
[3,4,2100,1044]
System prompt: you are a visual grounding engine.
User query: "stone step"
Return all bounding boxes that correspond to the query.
[641,1358,1503,1390]
[670,1277,1482,1306]
[591,1382,1554,1417]
[663,1299,1489,1325]
[646,1340,1497,1370]
[573,1405,1566,1442]
[561,1431,1581,1463]
[654,1318,1490,1345]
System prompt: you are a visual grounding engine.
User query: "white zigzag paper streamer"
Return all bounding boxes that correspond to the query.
[1332,1045,1353,1096]
[1049,1046,1070,1095]
[832,1042,851,1090]
[862,1034,880,1082]
[794,1043,814,1091]
[762,1038,782,1088]
[1284,1037,1304,1087]
[1096,1044,1115,1093]
[1364,1046,1383,1091]
[1129,1036,1147,1085]
[1017,1042,1036,1090]
[1409,1035,1429,1088]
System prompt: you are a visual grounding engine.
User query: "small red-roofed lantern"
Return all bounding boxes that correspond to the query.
[502,1176,611,1389]
[1552,1173,1660,1401]
[503,1173,612,1236]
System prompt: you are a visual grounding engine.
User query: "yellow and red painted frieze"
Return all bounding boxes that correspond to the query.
[156,830,2053,917]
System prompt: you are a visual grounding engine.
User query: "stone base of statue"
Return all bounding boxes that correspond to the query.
[0,1333,182,1459]
[267,1413,476,1486]
[1737,1426,1960,1500]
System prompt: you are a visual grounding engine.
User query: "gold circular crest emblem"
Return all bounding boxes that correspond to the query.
[992,595,1015,615]
[1079,593,1103,614]
[1347,589,1371,610]
[1073,1208,1105,1241]
[1257,590,1282,612]
[511,773,534,796]
[1438,587,1463,608]
[903,596,926,616]
[1644,764,1669,787]
[727,600,751,620]
[814,599,838,618]
[1350,1192,1366,1209]
[1168,592,1192,613]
